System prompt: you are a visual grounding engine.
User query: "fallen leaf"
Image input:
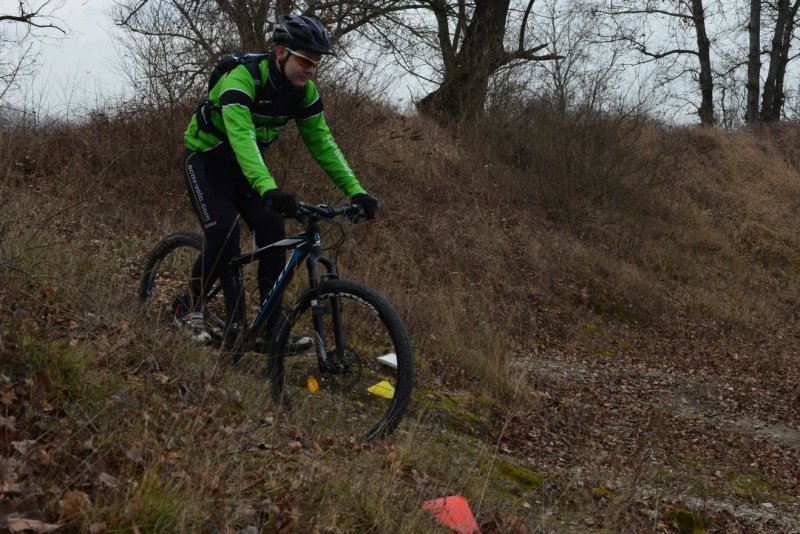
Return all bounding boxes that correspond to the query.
[98,472,120,489]
[33,372,51,386]
[125,446,143,463]
[7,516,62,533]
[59,490,92,522]
[12,439,36,456]
[0,415,16,430]
[1,388,16,407]
[37,448,52,466]
[97,335,111,351]
[0,481,25,494]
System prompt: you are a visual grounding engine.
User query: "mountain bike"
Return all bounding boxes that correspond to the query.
[137,202,413,440]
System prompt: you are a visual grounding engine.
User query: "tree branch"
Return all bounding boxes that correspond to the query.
[639,47,699,59]
[172,0,215,56]
[0,14,65,33]
[337,3,430,35]
[593,7,693,20]
[518,0,534,52]
[116,0,150,26]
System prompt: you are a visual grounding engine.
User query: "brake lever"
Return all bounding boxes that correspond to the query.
[346,204,365,223]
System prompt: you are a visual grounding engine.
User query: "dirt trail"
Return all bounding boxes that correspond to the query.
[531,357,800,451]
[501,328,800,532]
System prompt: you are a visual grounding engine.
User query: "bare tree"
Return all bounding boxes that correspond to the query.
[746,0,761,123]
[523,0,636,117]
[593,0,720,125]
[215,0,272,50]
[360,0,563,121]
[1,0,65,106]
[0,0,64,29]
[112,0,223,109]
[758,0,800,121]
[721,0,800,124]
[113,0,419,109]
[420,1,564,119]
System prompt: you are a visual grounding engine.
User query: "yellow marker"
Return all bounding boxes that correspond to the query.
[307,376,319,394]
[367,380,395,399]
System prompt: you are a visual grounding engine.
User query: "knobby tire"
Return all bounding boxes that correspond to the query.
[270,279,414,441]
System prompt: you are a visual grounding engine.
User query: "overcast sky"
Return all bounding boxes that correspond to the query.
[16,0,795,125]
[28,0,126,113]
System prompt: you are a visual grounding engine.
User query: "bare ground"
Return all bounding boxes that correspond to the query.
[498,319,800,532]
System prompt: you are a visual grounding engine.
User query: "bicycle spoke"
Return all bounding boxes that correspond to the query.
[273,280,413,440]
[138,233,230,343]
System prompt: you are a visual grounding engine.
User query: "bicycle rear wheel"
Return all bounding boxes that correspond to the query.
[270,279,414,441]
[137,232,232,344]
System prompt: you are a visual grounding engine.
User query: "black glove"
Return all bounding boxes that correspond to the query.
[351,193,379,220]
[264,188,298,217]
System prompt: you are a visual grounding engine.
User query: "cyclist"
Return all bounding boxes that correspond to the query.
[176,14,378,344]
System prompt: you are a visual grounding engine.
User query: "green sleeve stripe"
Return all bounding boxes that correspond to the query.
[221,102,251,110]
[220,87,253,100]
[297,112,323,121]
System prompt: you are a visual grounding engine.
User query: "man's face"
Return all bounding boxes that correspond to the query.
[276,46,321,87]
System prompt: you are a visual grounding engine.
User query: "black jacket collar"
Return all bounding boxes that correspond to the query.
[268,52,304,96]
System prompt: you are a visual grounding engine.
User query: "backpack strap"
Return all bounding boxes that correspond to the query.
[195,56,267,140]
[242,57,265,102]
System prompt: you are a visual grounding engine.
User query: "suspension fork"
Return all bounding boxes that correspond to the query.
[305,226,347,368]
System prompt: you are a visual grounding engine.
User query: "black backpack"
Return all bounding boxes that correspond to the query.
[195,52,269,139]
[207,52,269,93]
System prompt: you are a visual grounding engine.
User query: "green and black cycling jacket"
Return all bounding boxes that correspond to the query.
[185,54,365,199]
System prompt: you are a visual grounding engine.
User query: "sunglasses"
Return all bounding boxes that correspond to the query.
[286,48,322,70]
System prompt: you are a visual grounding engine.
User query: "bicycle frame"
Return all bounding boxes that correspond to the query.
[218,211,340,351]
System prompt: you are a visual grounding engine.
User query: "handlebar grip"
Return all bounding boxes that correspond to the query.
[346,203,365,222]
[294,202,367,222]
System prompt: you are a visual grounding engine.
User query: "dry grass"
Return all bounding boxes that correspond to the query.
[2,92,800,530]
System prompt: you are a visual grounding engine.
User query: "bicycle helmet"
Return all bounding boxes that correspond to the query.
[272,14,336,56]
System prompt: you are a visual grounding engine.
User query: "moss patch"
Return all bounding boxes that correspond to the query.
[495,460,544,490]
[664,507,707,534]
[591,486,617,499]
[730,473,771,500]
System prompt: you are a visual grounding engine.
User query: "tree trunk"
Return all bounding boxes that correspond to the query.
[761,0,789,121]
[767,0,800,120]
[275,0,292,16]
[216,0,271,50]
[417,0,511,121]
[746,0,761,124]
[692,0,714,125]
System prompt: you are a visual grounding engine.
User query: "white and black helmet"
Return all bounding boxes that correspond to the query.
[272,14,336,56]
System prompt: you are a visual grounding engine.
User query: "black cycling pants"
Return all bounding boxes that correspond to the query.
[183,149,285,329]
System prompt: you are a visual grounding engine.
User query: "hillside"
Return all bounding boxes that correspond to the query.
[1,97,800,532]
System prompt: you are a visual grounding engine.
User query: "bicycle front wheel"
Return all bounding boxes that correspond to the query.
[137,231,231,344]
[270,279,414,441]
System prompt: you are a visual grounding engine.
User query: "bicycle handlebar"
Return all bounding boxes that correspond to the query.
[296,202,365,222]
